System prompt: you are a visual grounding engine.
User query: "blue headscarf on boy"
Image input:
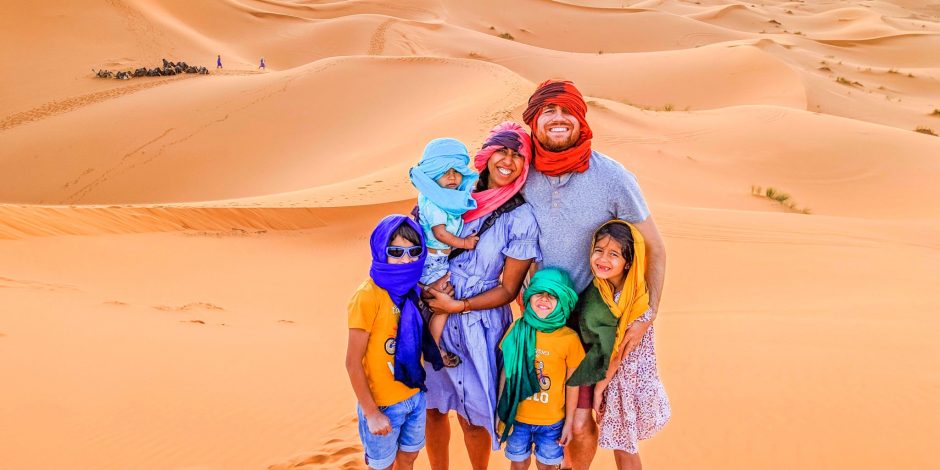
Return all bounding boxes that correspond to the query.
[369,214,441,389]
[409,138,479,215]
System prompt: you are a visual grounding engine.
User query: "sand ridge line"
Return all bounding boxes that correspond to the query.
[248,0,442,22]
[0,276,82,293]
[0,75,202,133]
[0,205,334,239]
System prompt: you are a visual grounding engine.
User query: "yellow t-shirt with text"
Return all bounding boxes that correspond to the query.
[347,279,420,407]
[506,324,586,426]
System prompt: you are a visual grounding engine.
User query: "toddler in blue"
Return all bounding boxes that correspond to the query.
[408,137,479,367]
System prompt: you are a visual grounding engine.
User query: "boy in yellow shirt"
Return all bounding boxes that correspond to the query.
[346,215,436,470]
[498,268,585,469]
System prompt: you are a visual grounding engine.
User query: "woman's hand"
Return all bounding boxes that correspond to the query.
[422,273,454,300]
[365,410,392,435]
[619,320,651,359]
[427,288,464,315]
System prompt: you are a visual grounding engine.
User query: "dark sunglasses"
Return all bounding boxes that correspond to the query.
[386,246,423,259]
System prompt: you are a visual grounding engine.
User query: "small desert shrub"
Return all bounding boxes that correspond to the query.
[765,187,791,203]
[915,126,937,136]
[751,185,811,214]
[498,32,515,40]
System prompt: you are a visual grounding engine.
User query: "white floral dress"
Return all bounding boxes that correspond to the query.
[597,305,671,453]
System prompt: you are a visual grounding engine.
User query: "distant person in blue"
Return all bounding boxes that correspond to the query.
[216,55,223,69]
[259,57,266,70]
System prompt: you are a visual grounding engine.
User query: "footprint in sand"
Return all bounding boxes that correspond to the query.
[277,319,296,324]
[268,415,365,469]
[180,319,205,325]
[153,302,225,312]
[267,443,364,469]
[103,300,129,307]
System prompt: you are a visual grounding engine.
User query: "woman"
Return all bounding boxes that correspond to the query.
[421,121,540,469]
[567,220,670,469]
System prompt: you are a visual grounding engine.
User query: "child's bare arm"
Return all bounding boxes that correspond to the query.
[345,329,380,415]
[560,367,580,446]
[345,329,392,435]
[431,224,479,250]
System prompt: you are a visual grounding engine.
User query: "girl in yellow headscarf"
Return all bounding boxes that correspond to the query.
[566,220,670,469]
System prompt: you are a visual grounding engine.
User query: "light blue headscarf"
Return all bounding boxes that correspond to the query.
[409,138,478,216]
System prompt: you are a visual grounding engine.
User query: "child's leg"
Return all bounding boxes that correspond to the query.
[421,261,460,367]
[394,392,426,470]
[356,405,401,470]
[504,422,535,469]
[532,421,565,470]
[357,392,427,470]
[430,310,447,347]
[613,450,642,470]
[535,460,560,470]
[393,450,419,470]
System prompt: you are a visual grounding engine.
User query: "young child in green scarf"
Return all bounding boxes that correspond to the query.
[497,268,586,469]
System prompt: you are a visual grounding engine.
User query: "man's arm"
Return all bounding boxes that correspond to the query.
[633,215,666,319]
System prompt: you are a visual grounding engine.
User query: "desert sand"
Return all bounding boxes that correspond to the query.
[1,0,939,469]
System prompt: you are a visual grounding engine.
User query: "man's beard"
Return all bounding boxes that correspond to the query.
[536,129,580,152]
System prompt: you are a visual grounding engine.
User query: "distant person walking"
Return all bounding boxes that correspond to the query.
[259,57,266,70]
[216,55,223,69]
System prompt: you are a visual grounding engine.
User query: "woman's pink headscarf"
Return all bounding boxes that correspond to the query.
[463,121,533,223]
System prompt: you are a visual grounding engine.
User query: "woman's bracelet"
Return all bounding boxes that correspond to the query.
[461,299,471,313]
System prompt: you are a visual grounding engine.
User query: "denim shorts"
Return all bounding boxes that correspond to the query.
[504,419,565,466]
[357,391,426,469]
[419,253,450,285]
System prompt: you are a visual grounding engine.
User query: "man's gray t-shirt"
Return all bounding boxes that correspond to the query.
[521,150,650,292]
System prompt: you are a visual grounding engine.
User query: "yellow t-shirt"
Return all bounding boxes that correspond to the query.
[508,324,586,426]
[347,279,420,407]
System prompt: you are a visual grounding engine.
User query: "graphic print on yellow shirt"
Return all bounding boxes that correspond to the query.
[347,279,420,407]
[513,326,586,426]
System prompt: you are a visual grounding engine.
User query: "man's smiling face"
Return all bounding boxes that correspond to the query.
[534,103,581,151]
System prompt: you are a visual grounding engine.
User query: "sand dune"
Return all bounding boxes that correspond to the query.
[2,0,940,469]
[0,56,530,204]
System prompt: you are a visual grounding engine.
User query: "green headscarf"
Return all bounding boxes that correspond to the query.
[497,268,578,442]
